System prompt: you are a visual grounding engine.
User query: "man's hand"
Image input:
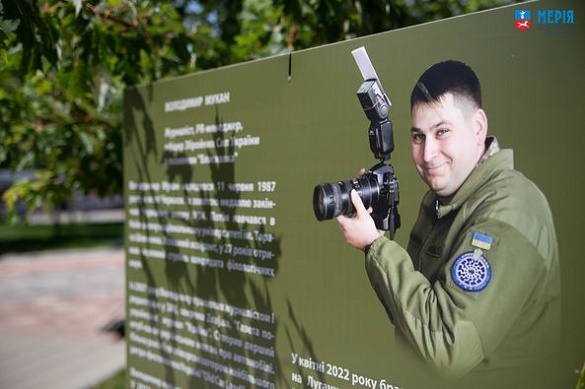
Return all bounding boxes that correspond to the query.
[336,189,384,250]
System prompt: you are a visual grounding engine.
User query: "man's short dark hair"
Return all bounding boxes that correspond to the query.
[410,60,482,112]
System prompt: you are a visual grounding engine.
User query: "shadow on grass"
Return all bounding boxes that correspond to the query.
[0,221,124,255]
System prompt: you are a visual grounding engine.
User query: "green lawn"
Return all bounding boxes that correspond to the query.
[90,369,126,389]
[0,221,124,254]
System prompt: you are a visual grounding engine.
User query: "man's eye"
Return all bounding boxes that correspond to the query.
[437,128,450,137]
[412,133,424,144]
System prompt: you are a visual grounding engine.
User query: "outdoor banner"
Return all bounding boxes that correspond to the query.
[123,1,584,388]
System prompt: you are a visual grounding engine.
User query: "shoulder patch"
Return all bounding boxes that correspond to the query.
[452,249,491,292]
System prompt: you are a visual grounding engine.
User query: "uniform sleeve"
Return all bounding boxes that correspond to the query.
[365,219,547,379]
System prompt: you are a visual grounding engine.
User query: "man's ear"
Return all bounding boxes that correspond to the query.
[474,108,488,144]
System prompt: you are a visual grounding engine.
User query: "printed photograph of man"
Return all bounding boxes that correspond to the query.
[336,60,561,386]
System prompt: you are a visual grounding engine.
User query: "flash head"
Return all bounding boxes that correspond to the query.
[357,80,389,122]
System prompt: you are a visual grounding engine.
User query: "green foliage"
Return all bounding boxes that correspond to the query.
[0,0,195,220]
[0,0,520,222]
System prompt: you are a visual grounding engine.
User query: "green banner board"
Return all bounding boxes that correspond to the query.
[123,1,584,388]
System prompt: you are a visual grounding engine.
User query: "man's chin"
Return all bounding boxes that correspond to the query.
[424,176,442,189]
[426,179,448,196]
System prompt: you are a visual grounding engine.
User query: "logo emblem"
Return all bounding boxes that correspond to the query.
[452,249,491,292]
[515,10,532,31]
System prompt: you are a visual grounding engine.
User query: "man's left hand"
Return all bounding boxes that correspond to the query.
[336,189,384,250]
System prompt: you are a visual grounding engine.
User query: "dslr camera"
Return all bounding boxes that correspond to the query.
[312,79,400,238]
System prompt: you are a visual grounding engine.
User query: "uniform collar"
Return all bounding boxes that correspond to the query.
[478,136,501,165]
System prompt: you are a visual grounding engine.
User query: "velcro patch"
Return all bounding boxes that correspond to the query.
[452,249,491,292]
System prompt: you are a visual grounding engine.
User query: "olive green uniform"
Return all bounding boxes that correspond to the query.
[365,138,560,383]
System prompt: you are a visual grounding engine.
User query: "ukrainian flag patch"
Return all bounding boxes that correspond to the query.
[471,232,493,250]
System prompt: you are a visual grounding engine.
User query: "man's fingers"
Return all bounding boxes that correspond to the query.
[350,190,368,216]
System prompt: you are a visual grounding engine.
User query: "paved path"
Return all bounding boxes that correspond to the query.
[0,247,126,389]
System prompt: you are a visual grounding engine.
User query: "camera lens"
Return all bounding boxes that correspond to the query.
[313,181,347,221]
[312,175,379,221]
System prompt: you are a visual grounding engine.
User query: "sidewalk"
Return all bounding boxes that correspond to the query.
[0,247,126,389]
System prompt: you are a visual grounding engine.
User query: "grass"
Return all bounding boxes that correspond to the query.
[90,369,126,389]
[0,221,124,255]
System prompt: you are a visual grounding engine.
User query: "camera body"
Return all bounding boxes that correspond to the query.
[313,162,399,232]
[312,79,401,237]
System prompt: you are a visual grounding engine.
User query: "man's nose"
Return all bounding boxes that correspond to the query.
[423,137,438,163]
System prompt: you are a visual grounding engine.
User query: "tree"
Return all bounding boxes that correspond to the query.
[0,0,519,222]
[0,0,205,220]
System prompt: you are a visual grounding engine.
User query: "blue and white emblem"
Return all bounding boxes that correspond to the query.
[452,249,491,292]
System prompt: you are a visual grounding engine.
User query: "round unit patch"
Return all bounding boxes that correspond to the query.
[451,251,491,292]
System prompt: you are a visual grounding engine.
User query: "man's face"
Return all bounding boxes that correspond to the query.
[410,93,487,197]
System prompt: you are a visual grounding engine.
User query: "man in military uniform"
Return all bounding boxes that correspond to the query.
[337,60,560,386]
